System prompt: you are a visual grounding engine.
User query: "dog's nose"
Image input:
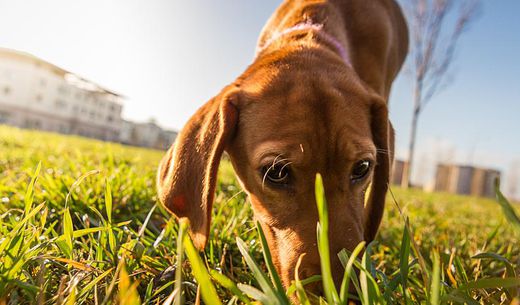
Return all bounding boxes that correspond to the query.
[299,263,321,280]
[301,280,323,297]
[298,264,324,295]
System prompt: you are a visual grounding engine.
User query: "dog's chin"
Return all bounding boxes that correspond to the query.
[289,284,361,305]
[283,259,363,304]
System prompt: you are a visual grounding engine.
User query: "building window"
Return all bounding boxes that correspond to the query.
[57,85,69,96]
[107,115,114,122]
[59,125,69,133]
[25,119,41,129]
[36,94,43,103]
[3,86,11,95]
[0,111,9,123]
[2,70,12,80]
[55,99,67,109]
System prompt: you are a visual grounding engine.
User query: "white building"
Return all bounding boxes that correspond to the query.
[0,48,123,141]
[119,119,177,150]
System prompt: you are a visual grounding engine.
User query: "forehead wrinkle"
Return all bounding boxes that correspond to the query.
[318,88,374,169]
[252,141,309,167]
[342,138,376,161]
[246,84,325,169]
[332,121,375,165]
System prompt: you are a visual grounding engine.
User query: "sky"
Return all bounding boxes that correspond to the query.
[0,0,518,197]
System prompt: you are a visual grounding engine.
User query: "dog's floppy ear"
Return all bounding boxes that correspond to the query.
[157,86,239,249]
[364,97,393,242]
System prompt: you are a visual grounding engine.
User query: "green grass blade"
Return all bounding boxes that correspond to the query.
[175,219,188,305]
[256,221,289,304]
[399,217,411,303]
[5,234,25,273]
[495,178,520,231]
[105,178,113,223]
[0,202,45,254]
[40,207,48,230]
[55,227,108,243]
[472,252,516,277]
[117,260,141,305]
[360,243,381,304]
[430,250,440,305]
[236,237,281,303]
[24,161,41,216]
[453,257,469,285]
[137,204,157,239]
[338,250,361,295]
[104,179,116,254]
[315,173,340,304]
[78,268,114,300]
[293,254,311,305]
[65,287,76,305]
[238,284,271,304]
[406,220,430,291]
[183,226,222,305]
[339,241,365,304]
[456,277,520,290]
[107,226,116,255]
[63,207,74,259]
[442,292,481,305]
[64,169,100,207]
[285,275,322,296]
[210,270,251,304]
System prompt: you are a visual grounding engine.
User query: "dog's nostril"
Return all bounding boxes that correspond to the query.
[299,265,320,279]
[299,280,323,296]
[297,265,324,295]
[299,268,310,279]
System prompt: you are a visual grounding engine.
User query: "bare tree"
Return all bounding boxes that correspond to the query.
[401,0,480,188]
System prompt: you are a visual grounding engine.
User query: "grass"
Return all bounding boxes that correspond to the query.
[0,124,519,304]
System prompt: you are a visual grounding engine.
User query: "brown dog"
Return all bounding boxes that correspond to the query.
[157,0,408,293]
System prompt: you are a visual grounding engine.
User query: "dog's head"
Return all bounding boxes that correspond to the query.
[157,49,392,290]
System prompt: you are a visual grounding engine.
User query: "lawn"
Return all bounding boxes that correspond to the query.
[0,125,518,304]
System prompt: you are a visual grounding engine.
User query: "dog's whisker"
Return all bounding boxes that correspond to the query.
[272,156,291,166]
[375,149,390,156]
[261,170,269,190]
[262,159,293,189]
[279,161,293,177]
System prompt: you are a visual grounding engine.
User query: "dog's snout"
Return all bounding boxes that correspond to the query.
[297,263,323,294]
[298,264,321,279]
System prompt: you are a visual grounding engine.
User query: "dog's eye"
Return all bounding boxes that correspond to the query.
[263,163,291,185]
[351,160,371,182]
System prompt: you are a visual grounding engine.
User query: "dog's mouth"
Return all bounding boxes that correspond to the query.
[299,286,361,305]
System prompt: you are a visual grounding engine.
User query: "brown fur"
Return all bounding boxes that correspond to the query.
[157,0,408,294]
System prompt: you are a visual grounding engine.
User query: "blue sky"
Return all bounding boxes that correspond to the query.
[0,0,518,195]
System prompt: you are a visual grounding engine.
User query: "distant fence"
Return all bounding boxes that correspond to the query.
[391,160,501,198]
[434,164,500,198]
